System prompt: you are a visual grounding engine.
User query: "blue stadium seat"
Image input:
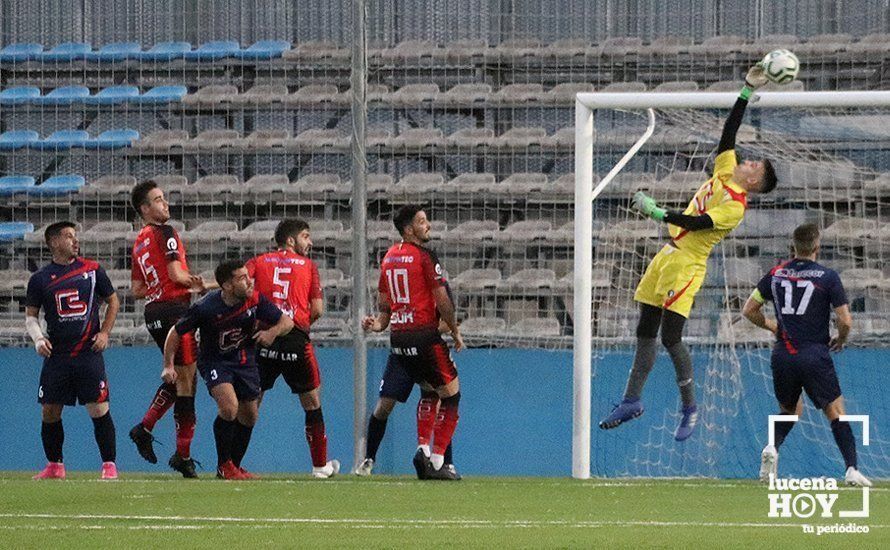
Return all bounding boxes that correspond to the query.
[30,130,90,150]
[40,86,91,105]
[0,87,41,104]
[85,129,139,149]
[0,176,36,195]
[40,42,91,62]
[135,41,191,61]
[138,85,187,104]
[85,41,141,62]
[0,130,39,150]
[0,222,35,241]
[0,43,43,62]
[86,85,140,105]
[33,175,86,195]
[183,40,240,61]
[234,40,291,60]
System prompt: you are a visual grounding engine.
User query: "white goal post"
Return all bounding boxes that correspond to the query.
[572,91,890,479]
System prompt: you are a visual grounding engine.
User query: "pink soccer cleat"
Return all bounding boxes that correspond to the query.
[100,462,118,480]
[33,462,66,480]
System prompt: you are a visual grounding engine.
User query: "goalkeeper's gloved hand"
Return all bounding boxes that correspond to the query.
[632,191,666,222]
[745,64,768,90]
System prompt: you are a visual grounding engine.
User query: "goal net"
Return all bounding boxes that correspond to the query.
[573,91,890,479]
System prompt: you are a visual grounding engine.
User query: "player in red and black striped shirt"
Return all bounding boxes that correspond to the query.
[244,219,339,478]
[128,180,208,478]
[361,205,463,480]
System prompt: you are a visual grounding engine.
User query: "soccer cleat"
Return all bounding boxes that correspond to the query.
[674,405,698,441]
[599,398,644,430]
[425,461,461,481]
[759,445,778,482]
[354,458,374,476]
[845,467,873,487]
[129,423,158,464]
[33,462,65,480]
[238,467,259,480]
[216,460,247,480]
[168,453,199,479]
[100,462,118,480]
[413,448,430,480]
[312,459,340,479]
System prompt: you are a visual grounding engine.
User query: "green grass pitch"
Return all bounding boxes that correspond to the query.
[0,473,885,548]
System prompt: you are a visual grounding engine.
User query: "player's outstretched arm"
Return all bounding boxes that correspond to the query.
[25,306,52,357]
[718,65,767,154]
[161,327,181,383]
[632,191,714,231]
[830,304,852,352]
[742,290,778,335]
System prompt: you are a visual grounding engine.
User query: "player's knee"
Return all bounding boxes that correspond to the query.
[217,403,238,421]
[374,397,396,418]
[823,397,845,421]
[437,377,460,399]
[41,405,62,422]
[238,405,259,426]
[636,304,662,339]
[299,388,321,411]
[85,401,109,418]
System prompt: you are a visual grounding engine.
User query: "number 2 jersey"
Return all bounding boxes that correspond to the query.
[246,250,322,334]
[378,242,450,334]
[174,289,283,367]
[131,223,191,305]
[26,258,115,357]
[752,258,848,352]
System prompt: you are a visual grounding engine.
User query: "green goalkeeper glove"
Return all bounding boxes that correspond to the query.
[632,191,666,222]
[745,63,768,90]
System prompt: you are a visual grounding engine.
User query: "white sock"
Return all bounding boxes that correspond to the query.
[418,444,431,458]
[430,453,444,470]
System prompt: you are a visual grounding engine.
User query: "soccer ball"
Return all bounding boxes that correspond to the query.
[760,49,800,85]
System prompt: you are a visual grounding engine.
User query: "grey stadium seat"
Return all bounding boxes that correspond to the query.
[82,174,137,200]
[504,269,556,292]
[545,82,595,105]
[706,80,745,92]
[389,172,445,200]
[822,217,885,243]
[450,173,497,194]
[232,219,280,247]
[437,83,492,106]
[442,220,500,243]
[653,80,699,92]
[367,84,391,103]
[387,128,445,150]
[646,36,694,56]
[293,173,344,198]
[601,81,648,92]
[450,268,502,292]
[291,129,349,151]
[497,220,553,243]
[544,127,574,150]
[180,174,240,202]
[492,127,547,149]
[232,84,289,106]
[285,84,346,107]
[184,130,240,153]
[283,41,349,62]
[317,268,347,289]
[367,127,393,148]
[448,128,494,148]
[246,174,291,203]
[390,84,440,107]
[511,317,561,337]
[182,85,239,107]
[309,220,347,244]
[367,220,398,242]
[493,83,545,104]
[183,220,239,246]
[0,270,33,295]
[600,36,644,56]
[795,33,853,56]
[497,173,549,196]
[241,130,292,150]
[722,257,763,289]
[459,317,507,338]
[444,39,487,63]
[839,268,885,291]
[132,130,189,153]
[367,174,395,195]
[486,38,544,61]
[544,39,593,60]
[379,40,445,63]
[848,33,890,54]
[689,35,748,55]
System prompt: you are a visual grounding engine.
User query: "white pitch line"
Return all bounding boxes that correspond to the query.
[0,513,885,530]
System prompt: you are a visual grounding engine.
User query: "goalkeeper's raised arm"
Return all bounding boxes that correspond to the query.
[718,64,768,154]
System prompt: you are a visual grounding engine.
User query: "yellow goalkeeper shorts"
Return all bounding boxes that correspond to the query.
[633,244,707,318]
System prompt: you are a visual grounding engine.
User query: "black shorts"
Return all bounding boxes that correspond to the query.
[257,330,321,394]
[771,345,842,410]
[385,330,458,392]
[145,300,197,365]
[198,361,261,401]
[38,352,109,406]
[379,353,416,403]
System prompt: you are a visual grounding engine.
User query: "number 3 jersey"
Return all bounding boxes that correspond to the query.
[174,289,283,367]
[131,223,191,305]
[752,258,848,351]
[26,258,116,357]
[378,242,449,333]
[246,250,322,334]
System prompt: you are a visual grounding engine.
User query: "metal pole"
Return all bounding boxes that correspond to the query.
[350,0,369,472]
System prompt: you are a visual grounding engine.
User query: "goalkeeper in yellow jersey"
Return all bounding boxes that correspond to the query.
[599,64,778,441]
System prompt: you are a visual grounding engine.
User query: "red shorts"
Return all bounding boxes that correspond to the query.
[145,300,197,365]
[389,330,458,389]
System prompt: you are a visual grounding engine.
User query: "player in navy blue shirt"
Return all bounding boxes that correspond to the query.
[162,260,293,479]
[25,221,120,480]
[743,223,871,487]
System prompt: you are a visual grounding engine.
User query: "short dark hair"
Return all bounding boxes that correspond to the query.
[131,179,159,215]
[274,219,309,247]
[393,204,423,236]
[761,159,778,194]
[44,221,77,244]
[792,222,820,256]
[215,259,245,286]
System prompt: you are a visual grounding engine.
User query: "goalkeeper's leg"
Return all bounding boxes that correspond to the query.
[661,311,698,441]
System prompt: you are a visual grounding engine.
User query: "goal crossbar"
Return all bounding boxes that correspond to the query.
[572,90,890,479]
